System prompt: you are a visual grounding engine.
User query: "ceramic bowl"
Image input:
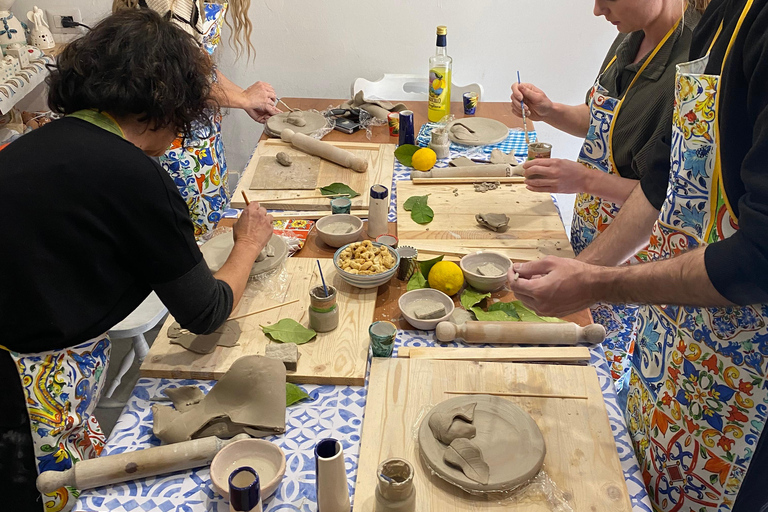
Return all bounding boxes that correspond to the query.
[315,214,364,248]
[398,289,455,330]
[210,439,286,500]
[459,251,512,292]
[333,242,400,289]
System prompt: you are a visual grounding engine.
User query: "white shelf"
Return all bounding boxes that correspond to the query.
[0,55,53,115]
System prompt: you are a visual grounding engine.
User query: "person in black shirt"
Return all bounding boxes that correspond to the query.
[508,0,768,510]
[0,10,274,512]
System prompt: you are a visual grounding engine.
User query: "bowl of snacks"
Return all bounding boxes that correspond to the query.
[398,289,455,330]
[315,214,364,248]
[459,251,511,292]
[334,240,400,289]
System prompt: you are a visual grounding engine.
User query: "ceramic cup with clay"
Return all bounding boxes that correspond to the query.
[315,438,351,512]
[308,285,339,333]
[330,197,352,214]
[527,142,552,160]
[375,458,416,512]
[369,321,397,357]
[228,466,263,512]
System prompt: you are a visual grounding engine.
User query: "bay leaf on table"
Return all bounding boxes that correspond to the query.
[320,183,360,198]
[394,144,420,167]
[286,383,311,406]
[460,287,491,311]
[418,254,443,278]
[261,318,317,345]
[403,194,434,225]
[407,270,428,291]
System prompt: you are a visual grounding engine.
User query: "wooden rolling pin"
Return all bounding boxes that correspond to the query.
[37,434,248,494]
[412,164,515,179]
[281,128,368,173]
[435,321,606,345]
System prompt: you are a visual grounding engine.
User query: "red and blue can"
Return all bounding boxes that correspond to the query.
[463,92,478,115]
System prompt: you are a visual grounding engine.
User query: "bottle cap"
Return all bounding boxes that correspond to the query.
[436,25,447,35]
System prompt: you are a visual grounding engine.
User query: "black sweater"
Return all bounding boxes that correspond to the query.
[641,0,768,305]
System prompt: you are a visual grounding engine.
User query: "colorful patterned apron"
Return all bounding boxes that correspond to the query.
[571,22,679,384]
[5,336,111,512]
[160,2,230,240]
[625,3,768,509]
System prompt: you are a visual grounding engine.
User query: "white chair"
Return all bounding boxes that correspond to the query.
[352,73,484,103]
[101,292,167,404]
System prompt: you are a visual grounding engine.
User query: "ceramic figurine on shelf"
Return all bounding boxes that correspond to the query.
[27,6,53,49]
[0,0,27,49]
[0,55,13,81]
[5,42,27,68]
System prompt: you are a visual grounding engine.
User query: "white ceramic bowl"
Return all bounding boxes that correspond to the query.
[459,251,512,292]
[398,289,455,330]
[315,214,364,248]
[210,439,286,500]
[333,242,400,289]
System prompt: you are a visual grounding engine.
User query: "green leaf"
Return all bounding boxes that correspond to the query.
[419,255,444,278]
[286,383,311,406]
[487,301,521,320]
[511,301,565,323]
[320,183,360,198]
[261,319,317,345]
[394,144,420,167]
[403,194,429,211]
[460,287,491,310]
[407,271,428,291]
[411,202,434,224]
[470,307,518,321]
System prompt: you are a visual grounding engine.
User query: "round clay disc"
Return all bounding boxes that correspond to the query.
[200,232,289,275]
[418,395,546,493]
[446,118,509,146]
[265,111,329,138]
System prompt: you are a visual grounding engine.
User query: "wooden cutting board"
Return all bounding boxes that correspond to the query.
[396,181,574,261]
[140,258,376,385]
[232,139,396,210]
[354,358,631,511]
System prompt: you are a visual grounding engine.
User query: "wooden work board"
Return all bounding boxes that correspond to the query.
[232,139,396,210]
[396,181,574,261]
[140,258,376,385]
[354,358,631,512]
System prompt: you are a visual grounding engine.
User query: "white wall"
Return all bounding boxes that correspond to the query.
[13,0,616,184]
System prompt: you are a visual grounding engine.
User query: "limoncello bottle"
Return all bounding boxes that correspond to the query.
[428,25,452,122]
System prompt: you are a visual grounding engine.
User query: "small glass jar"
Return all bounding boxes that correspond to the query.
[308,285,338,332]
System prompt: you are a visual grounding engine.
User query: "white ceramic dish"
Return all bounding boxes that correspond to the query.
[459,251,511,292]
[398,289,455,330]
[315,214,364,248]
[210,439,286,500]
[333,242,400,289]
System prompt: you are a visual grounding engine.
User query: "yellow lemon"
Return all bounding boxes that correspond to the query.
[411,148,437,171]
[428,261,465,296]
[432,78,441,90]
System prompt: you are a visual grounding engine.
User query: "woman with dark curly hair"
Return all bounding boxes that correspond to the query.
[0,9,273,512]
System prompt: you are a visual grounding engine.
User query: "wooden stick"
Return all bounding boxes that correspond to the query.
[257,194,349,203]
[397,346,590,364]
[410,248,470,258]
[229,298,300,321]
[445,390,588,400]
[269,211,368,221]
[241,191,251,206]
[412,177,525,185]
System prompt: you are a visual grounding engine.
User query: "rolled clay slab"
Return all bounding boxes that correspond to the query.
[446,118,509,146]
[265,111,328,138]
[200,232,289,275]
[167,321,241,354]
[418,395,546,493]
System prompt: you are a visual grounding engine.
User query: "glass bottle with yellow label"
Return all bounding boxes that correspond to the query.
[428,25,452,122]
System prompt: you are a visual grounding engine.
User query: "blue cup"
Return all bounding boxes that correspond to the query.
[398,110,415,146]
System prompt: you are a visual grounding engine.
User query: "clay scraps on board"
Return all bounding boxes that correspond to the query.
[339,90,408,121]
[275,152,292,166]
[152,355,287,444]
[167,321,241,355]
[475,213,510,232]
[473,182,500,193]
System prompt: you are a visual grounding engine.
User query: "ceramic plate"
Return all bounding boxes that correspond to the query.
[446,118,509,146]
[201,232,289,275]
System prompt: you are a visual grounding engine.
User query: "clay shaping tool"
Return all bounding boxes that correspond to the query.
[178,299,302,334]
[276,97,296,112]
[517,71,531,146]
[36,434,249,494]
[280,128,368,173]
[258,194,349,203]
[317,259,329,297]
[435,321,606,345]
[241,190,251,206]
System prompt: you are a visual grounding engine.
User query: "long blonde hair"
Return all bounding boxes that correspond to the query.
[688,0,711,13]
[112,0,255,58]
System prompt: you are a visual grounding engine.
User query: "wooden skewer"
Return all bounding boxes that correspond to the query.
[241,191,251,206]
[270,211,369,221]
[411,248,470,258]
[445,390,588,400]
[177,298,301,334]
[412,177,525,185]
[257,194,349,203]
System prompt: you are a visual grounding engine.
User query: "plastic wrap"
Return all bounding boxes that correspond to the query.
[410,403,574,511]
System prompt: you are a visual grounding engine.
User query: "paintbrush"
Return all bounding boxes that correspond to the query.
[517,71,531,146]
[241,191,250,206]
[276,98,296,112]
[317,260,329,297]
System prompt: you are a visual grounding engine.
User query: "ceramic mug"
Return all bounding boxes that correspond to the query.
[315,438,351,512]
[331,197,352,214]
[229,466,263,512]
[369,321,397,357]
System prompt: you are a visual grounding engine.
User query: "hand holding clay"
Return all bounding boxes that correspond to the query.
[510,82,553,121]
[523,158,593,194]
[242,81,281,123]
[509,256,604,317]
[234,202,274,253]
